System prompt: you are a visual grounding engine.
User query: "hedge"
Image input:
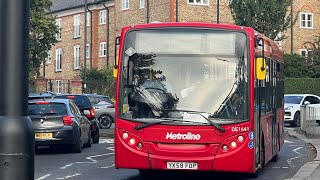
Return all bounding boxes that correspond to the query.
[285,78,320,96]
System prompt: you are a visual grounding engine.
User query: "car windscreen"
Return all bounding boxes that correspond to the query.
[284,96,303,104]
[55,95,91,109]
[28,102,67,116]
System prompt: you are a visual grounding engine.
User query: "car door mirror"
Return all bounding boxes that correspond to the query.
[304,101,310,105]
[83,110,90,115]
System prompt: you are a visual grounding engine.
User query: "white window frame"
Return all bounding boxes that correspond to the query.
[74,45,80,70]
[86,12,91,26]
[56,80,61,94]
[47,51,52,64]
[74,14,81,38]
[122,0,129,10]
[86,44,90,58]
[300,49,311,57]
[55,18,62,41]
[300,13,313,29]
[140,0,145,9]
[99,10,106,24]
[55,48,62,72]
[99,42,107,57]
[188,0,209,5]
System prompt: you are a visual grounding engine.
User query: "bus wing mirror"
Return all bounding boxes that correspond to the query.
[256,57,266,80]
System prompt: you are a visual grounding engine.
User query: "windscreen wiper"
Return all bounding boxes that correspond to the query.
[134,119,174,130]
[161,109,226,132]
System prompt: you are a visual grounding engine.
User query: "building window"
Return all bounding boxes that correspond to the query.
[188,0,209,5]
[300,49,311,57]
[55,18,62,41]
[300,13,313,28]
[140,0,145,8]
[86,12,91,26]
[55,48,62,72]
[74,45,80,70]
[56,80,61,94]
[99,42,107,57]
[47,51,52,64]
[86,44,90,58]
[74,14,81,38]
[122,0,129,10]
[100,10,106,24]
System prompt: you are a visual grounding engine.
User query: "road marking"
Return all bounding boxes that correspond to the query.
[99,139,114,144]
[59,152,114,170]
[287,147,303,165]
[272,167,289,169]
[56,173,82,179]
[60,163,74,169]
[106,147,114,151]
[36,174,52,180]
[100,164,115,169]
[285,140,294,144]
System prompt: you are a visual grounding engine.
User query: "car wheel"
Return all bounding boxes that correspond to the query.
[71,138,82,153]
[92,129,100,144]
[99,115,113,129]
[293,112,300,127]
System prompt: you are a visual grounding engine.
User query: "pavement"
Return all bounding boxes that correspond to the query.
[286,128,320,180]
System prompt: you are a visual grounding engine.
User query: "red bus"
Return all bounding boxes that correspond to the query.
[114,22,284,177]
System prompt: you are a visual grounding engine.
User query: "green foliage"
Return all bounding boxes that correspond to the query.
[29,0,58,78]
[285,78,320,96]
[284,54,308,78]
[229,0,294,40]
[81,66,116,99]
[305,37,320,78]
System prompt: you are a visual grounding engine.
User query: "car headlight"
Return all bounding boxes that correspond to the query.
[285,106,293,110]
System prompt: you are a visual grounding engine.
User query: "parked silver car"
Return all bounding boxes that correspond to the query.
[93,101,115,129]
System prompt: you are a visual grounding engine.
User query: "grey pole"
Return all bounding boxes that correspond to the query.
[176,0,178,22]
[83,0,88,93]
[87,8,93,70]
[0,0,35,179]
[147,0,150,23]
[217,0,220,24]
[103,2,110,67]
[290,0,293,55]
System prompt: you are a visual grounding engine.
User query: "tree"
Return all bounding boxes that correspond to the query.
[284,54,308,78]
[81,66,116,99]
[305,37,320,78]
[29,0,58,78]
[229,0,294,41]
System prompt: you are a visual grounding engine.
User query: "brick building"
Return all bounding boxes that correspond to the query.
[36,0,319,94]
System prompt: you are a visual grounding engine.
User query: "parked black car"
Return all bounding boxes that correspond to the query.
[28,98,92,153]
[54,94,100,143]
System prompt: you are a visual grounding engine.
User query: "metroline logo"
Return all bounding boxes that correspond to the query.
[165,132,201,140]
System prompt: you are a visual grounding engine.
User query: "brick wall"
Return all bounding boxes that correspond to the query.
[282,0,320,55]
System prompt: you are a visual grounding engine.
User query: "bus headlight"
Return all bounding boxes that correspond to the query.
[129,138,136,145]
[222,145,228,151]
[122,132,129,139]
[238,135,244,142]
[231,141,237,148]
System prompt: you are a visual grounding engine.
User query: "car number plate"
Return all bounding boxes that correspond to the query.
[35,133,53,139]
[167,162,198,170]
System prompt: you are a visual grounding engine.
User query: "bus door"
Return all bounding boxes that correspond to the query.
[271,60,278,155]
[254,78,263,168]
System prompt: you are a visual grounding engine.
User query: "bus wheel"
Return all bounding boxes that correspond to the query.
[139,169,154,178]
[271,126,280,162]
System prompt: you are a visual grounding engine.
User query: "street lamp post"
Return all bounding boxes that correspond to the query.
[0,0,35,179]
[217,0,220,24]
[83,0,88,93]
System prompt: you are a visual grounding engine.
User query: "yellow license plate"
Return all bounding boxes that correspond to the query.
[35,133,53,139]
